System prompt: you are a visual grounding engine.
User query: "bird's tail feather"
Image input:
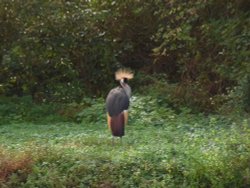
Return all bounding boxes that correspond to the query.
[110,113,125,137]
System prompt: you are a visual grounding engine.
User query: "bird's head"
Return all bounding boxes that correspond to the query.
[115,68,133,86]
[120,78,128,85]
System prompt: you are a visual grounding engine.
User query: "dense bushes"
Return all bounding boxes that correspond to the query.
[0,0,159,101]
[0,96,67,124]
[0,0,249,112]
[0,95,106,124]
[151,0,250,112]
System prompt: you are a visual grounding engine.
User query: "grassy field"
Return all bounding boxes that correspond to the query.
[0,96,250,187]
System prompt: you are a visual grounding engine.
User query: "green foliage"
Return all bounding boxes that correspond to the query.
[0,96,67,124]
[0,95,105,124]
[75,97,106,124]
[0,0,159,102]
[0,96,250,187]
[152,0,250,112]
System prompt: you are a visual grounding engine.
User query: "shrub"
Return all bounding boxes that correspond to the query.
[0,148,33,183]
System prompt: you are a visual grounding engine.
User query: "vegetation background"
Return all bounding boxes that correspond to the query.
[0,0,250,187]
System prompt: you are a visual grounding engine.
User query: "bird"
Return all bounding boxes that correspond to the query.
[106,68,133,143]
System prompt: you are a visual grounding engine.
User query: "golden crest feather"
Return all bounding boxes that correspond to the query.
[115,68,134,80]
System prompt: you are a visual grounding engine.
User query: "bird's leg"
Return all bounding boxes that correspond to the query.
[124,111,128,125]
[107,113,111,130]
[112,136,115,146]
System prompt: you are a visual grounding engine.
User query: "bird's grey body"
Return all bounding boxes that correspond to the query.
[121,83,132,98]
[106,85,131,117]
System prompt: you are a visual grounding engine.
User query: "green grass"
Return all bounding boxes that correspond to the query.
[0,96,250,187]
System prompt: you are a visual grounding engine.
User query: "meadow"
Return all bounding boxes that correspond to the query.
[0,96,249,187]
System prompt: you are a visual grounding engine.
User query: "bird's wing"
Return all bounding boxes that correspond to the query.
[106,87,129,117]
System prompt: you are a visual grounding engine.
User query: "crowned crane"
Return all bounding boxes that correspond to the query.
[106,69,133,143]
